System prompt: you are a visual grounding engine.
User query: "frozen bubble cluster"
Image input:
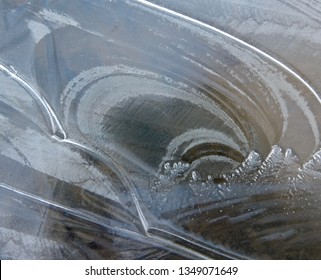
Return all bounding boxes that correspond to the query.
[0,0,321,260]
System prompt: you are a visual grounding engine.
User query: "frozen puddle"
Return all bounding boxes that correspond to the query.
[0,0,321,259]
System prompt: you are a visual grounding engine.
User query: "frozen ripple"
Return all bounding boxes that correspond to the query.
[0,0,321,259]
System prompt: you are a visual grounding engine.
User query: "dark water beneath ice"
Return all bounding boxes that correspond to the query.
[0,0,321,259]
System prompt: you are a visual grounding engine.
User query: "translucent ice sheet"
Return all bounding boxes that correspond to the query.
[0,0,321,259]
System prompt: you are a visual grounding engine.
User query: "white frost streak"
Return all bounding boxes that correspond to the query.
[38,9,80,27]
[61,65,248,148]
[164,128,243,160]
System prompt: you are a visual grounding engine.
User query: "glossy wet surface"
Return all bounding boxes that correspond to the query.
[0,0,321,259]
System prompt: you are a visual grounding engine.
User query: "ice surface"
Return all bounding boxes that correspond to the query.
[1,0,321,259]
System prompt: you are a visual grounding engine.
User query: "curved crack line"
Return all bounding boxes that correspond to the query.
[0,63,66,140]
[0,182,218,259]
[61,138,149,234]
